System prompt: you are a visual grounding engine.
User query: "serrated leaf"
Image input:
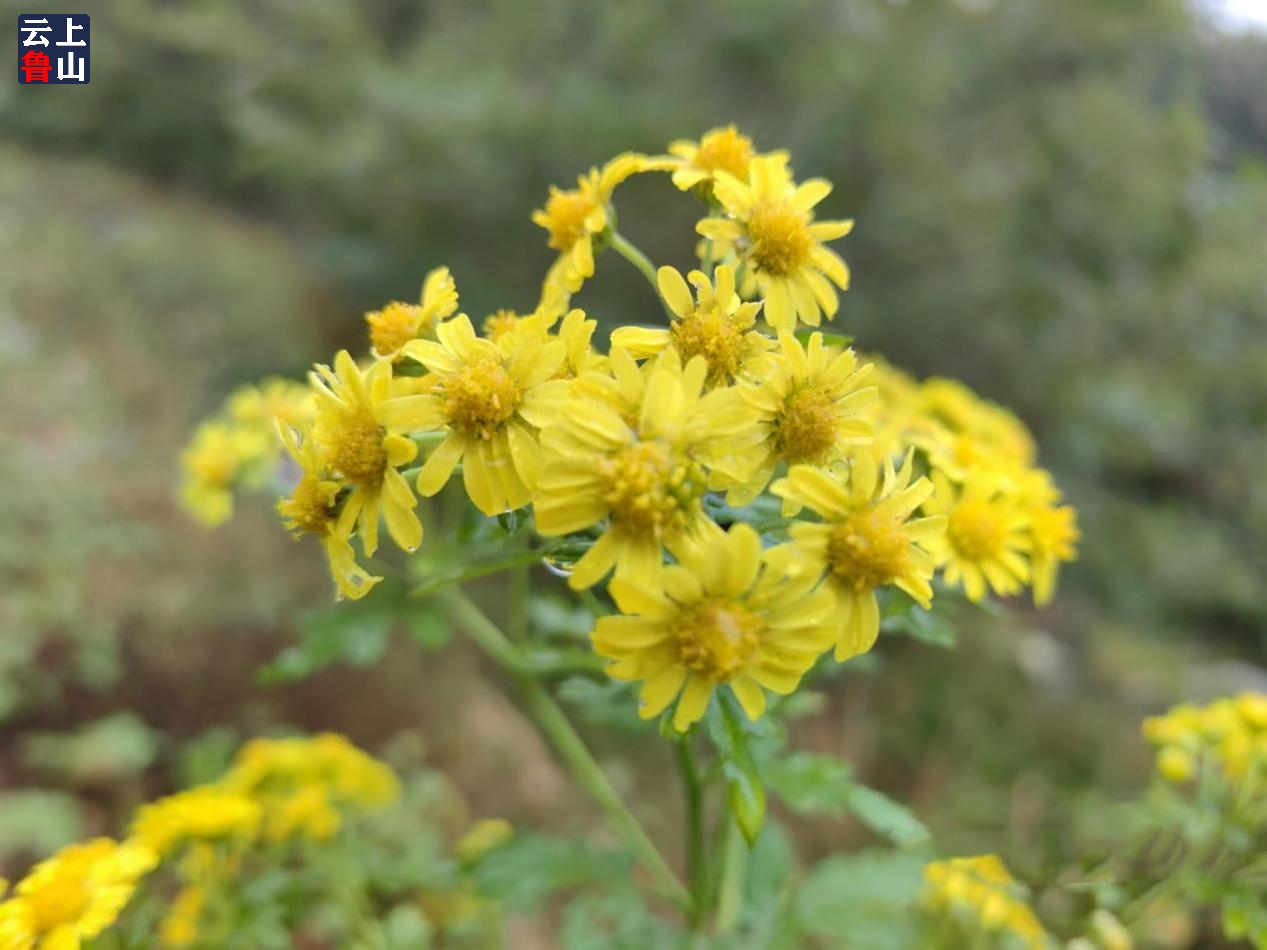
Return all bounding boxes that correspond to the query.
[469,832,631,910]
[795,851,925,944]
[259,598,395,683]
[840,783,931,848]
[881,604,957,648]
[766,752,854,814]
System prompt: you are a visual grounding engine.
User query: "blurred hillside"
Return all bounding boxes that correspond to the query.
[2,0,1265,900]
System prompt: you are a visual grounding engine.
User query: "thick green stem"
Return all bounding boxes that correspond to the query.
[677,737,709,930]
[439,587,692,913]
[608,230,660,291]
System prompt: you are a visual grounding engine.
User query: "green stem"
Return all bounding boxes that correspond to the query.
[677,737,708,930]
[439,587,692,913]
[714,817,747,934]
[608,230,660,291]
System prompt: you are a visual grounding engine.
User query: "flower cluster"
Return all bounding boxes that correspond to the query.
[921,855,1048,949]
[182,128,1079,732]
[1143,693,1267,787]
[180,378,314,526]
[0,733,397,949]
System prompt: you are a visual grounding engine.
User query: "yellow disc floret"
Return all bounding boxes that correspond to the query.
[672,601,762,683]
[442,357,521,440]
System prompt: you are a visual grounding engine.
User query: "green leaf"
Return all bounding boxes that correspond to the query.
[766,752,854,814]
[840,783,931,848]
[22,713,158,784]
[556,677,644,731]
[881,604,958,649]
[708,692,767,846]
[259,598,395,683]
[469,832,631,910]
[795,851,925,945]
[406,604,452,651]
[561,884,682,950]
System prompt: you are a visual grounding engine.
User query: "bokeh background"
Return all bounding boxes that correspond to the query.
[3,0,1265,938]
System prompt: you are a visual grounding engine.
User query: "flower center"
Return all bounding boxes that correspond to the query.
[672,600,762,682]
[542,189,597,251]
[598,440,707,540]
[328,413,387,486]
[776,387,839,464]
[747,201,813,275]
[443,357,520,439]
[694,128,754,179]
[367,302,425,356]
[279,475,338,536]
[948,501,1007,561]
[827,508,911,590]
[670,309,747,387]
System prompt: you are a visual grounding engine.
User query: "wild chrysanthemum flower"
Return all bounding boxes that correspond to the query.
[158,885,204,948]
[0,839,156,950]
[131,787,262,857]
[593,523,835,730]
[534,350,757,590]
[179,421,272,527]
[386,314,571,515]
[310,351,423,555]
[1027,501,1079,606]
[610,264,776,390]
[666,125,782,194]
[277,424,381,601]
[223,734,400,809]
[922,471,1031,602]
[922,855,1047,950]
[534,153,666,307]
[227,377,315,429]
[698,154,853,330]
[732,332,876,506]
[366,266,461,361]
[266,787,342,843]
[773,454,945,660]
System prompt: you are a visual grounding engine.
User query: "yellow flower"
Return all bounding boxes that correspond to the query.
[179,421,271,527]
[698,154,853,330]
[367,266,461,360]
[1028,501,1079,606]
[666,125,783,194]
[1157,746,1195,784]
[310,351,423,555]
[227,377,315,429]
[266,787,342,843]
[922,471,1032,602]
[773,454,945,660]
[534,350,757,590]
[610,264,776,390]
[593,523,835,730]
[0,839,156,950]
[386,314,572,515]
[923,855,1047,950]
[733,332,876,506]
[534,153,666,307]
[158,885,204,948]
[482,308,524,342]
[223,734,400,810]
[277,424,382,601]
[131,787,262,857]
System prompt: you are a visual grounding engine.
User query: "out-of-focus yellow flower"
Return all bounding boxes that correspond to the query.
[1028,501,1080,606]
[698,154,853,330]
[0,838,156,950]
[535,153,667,308]
[456,819,513,864]
[1157,746,1195,784]
[733,332,875,507]
[179,421,272,527]
[773,453,945,660]
[922,855,1047,950]
[266,787,342,843]
[1143,694,1267,789]
[223,733,400,811]
[367,266,461,360]
[593,523,835,730]
[158,885,204,948]
[922,471,1032,602]
[386,314,572,515]
[131,787,262,857]
[227,378,315,430]
[610,264,775,390]
[309,350,422,555]
[533,350,757,591]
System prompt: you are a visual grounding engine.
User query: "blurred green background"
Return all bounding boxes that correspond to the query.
[2,0,1265,932]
